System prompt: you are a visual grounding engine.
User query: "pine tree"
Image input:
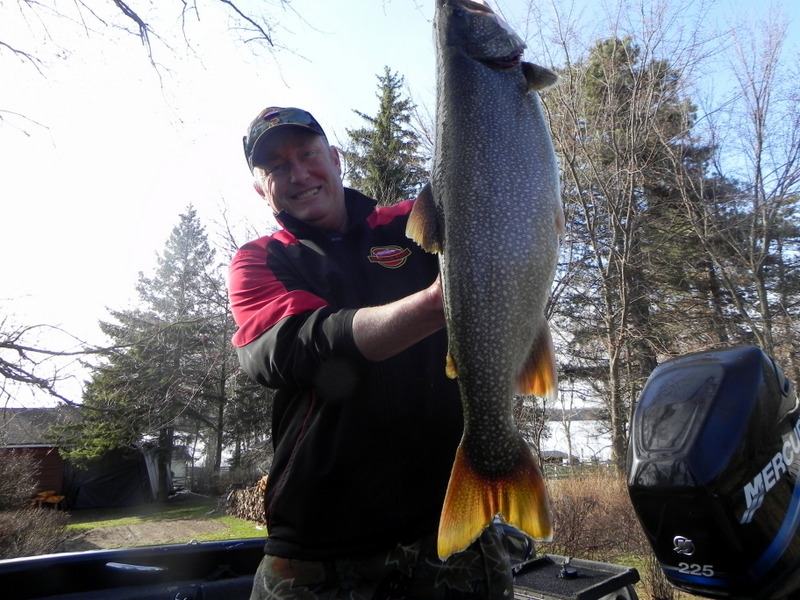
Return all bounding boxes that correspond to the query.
[342,67,429,206]
[58,207,270,499]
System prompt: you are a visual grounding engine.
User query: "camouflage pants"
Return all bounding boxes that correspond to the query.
[248,526,514,600]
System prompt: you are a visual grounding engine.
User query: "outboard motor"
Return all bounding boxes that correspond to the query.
[627,346,800,599]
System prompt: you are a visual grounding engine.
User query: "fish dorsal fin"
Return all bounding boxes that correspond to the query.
[406,183,443,254]
[522,62,559,92]
[516,324,558,400]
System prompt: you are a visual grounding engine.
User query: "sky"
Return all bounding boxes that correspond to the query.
[1,0,798,406]
[1,0,436,341]
[1,0,441,404]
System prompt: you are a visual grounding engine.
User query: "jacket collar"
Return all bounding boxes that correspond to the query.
[275,187,377,239]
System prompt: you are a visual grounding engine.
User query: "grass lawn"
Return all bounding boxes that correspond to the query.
[65,492,266,544]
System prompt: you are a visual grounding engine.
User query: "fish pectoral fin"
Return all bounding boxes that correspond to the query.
[406,183,443,253]
[522,62,559,92]
[438,442,553,560]
[516,324,558,400]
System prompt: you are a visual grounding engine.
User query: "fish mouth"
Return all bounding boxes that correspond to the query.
[480,51,523,70]
[456,0,494,14]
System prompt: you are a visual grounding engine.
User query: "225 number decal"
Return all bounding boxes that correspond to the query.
[678,563,715,577]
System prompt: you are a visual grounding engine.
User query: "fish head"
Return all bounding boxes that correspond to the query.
[435,0,526,67]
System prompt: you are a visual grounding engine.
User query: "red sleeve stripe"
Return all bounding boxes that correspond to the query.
[366,199,414,228]
[229,240,328,347]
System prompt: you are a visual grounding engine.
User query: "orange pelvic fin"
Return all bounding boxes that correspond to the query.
[437,443,553,560]
[445,352,458,379]
[405,183,443,254]
[516,324,558,401]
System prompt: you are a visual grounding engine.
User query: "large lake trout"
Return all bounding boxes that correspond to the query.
[406,0,563,559]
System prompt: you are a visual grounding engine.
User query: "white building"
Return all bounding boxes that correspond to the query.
[540,409,612,463]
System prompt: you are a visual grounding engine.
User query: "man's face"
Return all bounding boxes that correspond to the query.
[253,128,347,233]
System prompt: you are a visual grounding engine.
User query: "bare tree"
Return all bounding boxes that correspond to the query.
[1,0,293,131]
[2,0,283,62]
[522,0,799,470]
[529,0,724,469]
[0,317,94,406]
[691,9,800,378]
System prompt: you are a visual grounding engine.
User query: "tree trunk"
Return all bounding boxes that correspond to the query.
[157,426,174,502]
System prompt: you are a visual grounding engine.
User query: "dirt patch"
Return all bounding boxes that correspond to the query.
[58,519,228,552]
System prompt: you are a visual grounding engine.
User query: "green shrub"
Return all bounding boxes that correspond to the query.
[0,450,38,509]
[0,450,70,558]
[542,470,643,559]
[540,470,676,600]
[0,509,70,559]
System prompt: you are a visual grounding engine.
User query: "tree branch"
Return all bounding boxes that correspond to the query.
[217,0,275,46]
[0,40,44,75]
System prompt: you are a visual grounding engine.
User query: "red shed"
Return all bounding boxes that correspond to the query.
[0,406,79,495]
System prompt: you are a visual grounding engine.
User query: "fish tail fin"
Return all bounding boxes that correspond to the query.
[438,443,553,560]
[517,324,558,400]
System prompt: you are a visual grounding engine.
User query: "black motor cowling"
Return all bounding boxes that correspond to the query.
[627,346,800,599]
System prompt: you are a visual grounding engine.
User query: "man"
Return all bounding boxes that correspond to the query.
[228,106,513,599]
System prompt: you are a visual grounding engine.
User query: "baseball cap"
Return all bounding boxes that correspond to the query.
[243,107,327,171]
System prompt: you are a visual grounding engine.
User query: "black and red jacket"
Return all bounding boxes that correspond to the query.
[228,188,462,560]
